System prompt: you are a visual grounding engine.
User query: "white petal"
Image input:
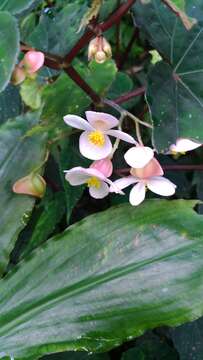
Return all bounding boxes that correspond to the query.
[89,181,109,199]
[109,176,138,192]
[124,146,154,168]
[170,138,201,153]
[106,129,136,144]
[82,167,106,181]
[147,176,176,196]
[79,131,112,160]
[85,111,119,130]
[65,167,91,185]
[129,182,146,206]
[64,115,93,131]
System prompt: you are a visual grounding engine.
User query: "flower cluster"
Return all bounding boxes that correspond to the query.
[12,50,45,85]
[63,111,200,206]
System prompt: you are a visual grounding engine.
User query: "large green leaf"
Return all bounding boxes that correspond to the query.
[27,1,89,56]
[170,317,203,360]
[0,0,40,14]
[0,112,46,276]
[1,201,203,358]
[0,84,22,124]
[121,333,178,360]
[0,12,19,93]
[133,1,203,152]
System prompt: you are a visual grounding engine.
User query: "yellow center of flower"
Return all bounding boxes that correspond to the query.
[88,130,105,147]
[171,150,185,159]
[87,176,101,188]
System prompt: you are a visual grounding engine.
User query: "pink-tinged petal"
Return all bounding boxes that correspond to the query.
[85,111,119,130]
[129,182,146,206]
[65,167,92,185]
[89,181,109,199]
[13,174,46,198]
[170,138,201,153]
[82,167,107,181]
[64,115,93,131]
[124,146,154,168]
[90,158,113,177]
[106,129,136,144]
[130,158,164,179]
[147,176,176,196]
[23,51,45,74]
[109,176,138,192]
[79,131,112,160]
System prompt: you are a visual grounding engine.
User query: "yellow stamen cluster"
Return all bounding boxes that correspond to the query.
[87,176,101,188]
[88,130,105,147]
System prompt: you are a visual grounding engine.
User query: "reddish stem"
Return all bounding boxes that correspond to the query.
[114,86,146,104]
[64,65,101,104]
[115,164,203,175]
[20,0,137,104]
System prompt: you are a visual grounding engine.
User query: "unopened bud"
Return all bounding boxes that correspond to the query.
[21,51,45,74]
[11,66,26,85]
[102,37,112,58]
[88,38,98,60]
[88,36,112,64]
[13,173,46,198]
[90,158,113,177]
[95,51,107,64]
[130,158,163,179]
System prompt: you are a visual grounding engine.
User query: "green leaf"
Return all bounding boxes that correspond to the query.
[121,333,178,360]
[133,1,203,152]
[42,351,110,360]
[0,12,19,92]
[57,135,89,223]
[161,0,195,30]
[170,0,185,10]
[0,84,22,124]
[22,192,66,257]
[20,79,42,110]
[170,317,203,360]
[87,60,117,96]
[1,200,203,358]
[0,112,46,276]
[41,60,117,129]
[0,0,40,14]
[41,72,90,128]
[27,1,89,56]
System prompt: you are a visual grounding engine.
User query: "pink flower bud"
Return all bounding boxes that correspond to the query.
[95,51,107,64]
[11,66,26,85]
[13,173,46,198]
[90,158,113,178]
[130,158,163,179]
[88,36,112,64]
[22,51,45,74]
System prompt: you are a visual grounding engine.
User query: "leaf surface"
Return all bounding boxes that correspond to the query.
[0,12,19,92]
[0,112,46,275]
[0,201,203,359]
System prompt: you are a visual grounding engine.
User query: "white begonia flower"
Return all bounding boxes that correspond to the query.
[64,111,136,160]
[110,158,176,206]
[169,138,201,154]
[65,166,123,199]
[124,145,154,168]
